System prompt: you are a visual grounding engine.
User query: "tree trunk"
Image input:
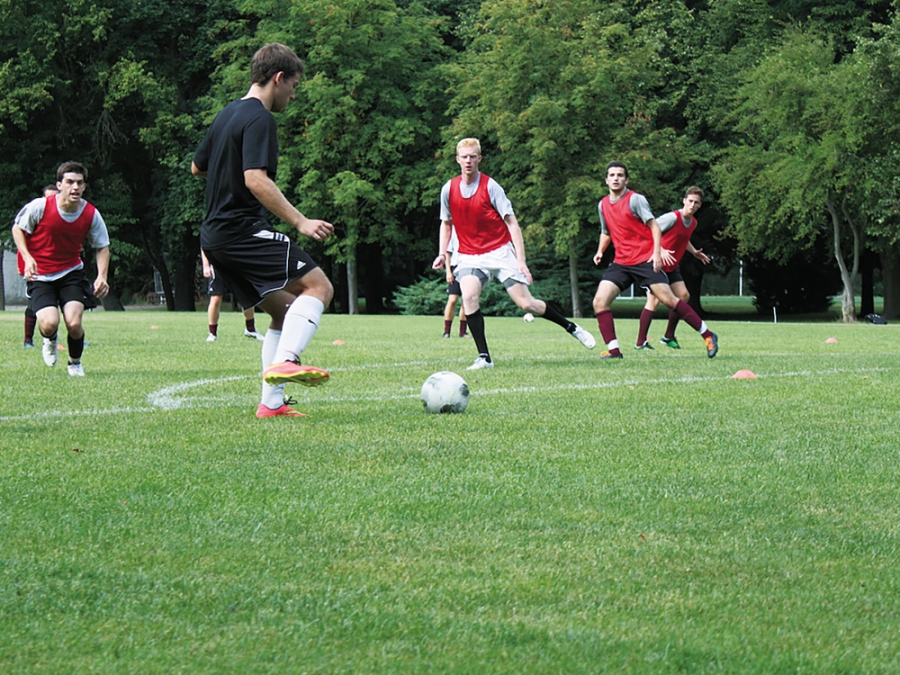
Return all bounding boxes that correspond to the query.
[825,196,859,323]
[173,255,197,312]
[860,250,875,317]
[0,251,7,311]
[346,254,359,315]
[360,243,384,314]
[568,246,582,318]
[881,250,900,319]
[140,228,175,311]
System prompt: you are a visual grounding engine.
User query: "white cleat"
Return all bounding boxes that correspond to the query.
[206,333,217,342]
[244,329,265,341]
[42,336,58,366]
[67,361,85,377]
[467,356,494,370]
[571,324,596,349]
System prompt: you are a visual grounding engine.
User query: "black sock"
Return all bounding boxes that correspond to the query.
[466,310,490,358]
[541,301,574,332]
[68,334,85,361]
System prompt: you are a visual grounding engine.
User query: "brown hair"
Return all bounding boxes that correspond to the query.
[251,43,305,85]
[606,161,628,178]
[56,161,87,183]
[685,186,704,200]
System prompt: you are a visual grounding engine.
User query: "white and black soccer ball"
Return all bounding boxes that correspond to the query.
[420,371,470,414]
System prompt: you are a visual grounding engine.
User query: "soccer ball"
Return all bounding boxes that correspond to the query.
[420,371,470,414]
[523,312,535,322]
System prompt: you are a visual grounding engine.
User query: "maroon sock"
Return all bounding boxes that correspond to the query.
[459,320,467,336]
[245,319,256,332]
[24,314,37,343]
[665,310,679,339]
[673,300,704,333]
[209,324,218,336]
[595,310,617,346]
[637,309,654,345]
[444,319,452,334]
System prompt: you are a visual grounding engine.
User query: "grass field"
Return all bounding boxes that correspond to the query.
[2,308,899,674]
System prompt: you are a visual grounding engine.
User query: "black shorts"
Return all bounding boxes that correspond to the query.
[665,266,684,284]
[602,261,669,292]
[446,269,461,296]
[203,229,318,310]
[207,273,228,297]
[27,268,99,313]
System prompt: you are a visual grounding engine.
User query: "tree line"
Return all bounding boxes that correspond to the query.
[2,0,898,320]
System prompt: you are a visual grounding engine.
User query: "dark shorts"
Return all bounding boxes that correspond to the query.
[207,273,228,297]
[602,261,669,292]
[203,229,318,310]
[446,268,461,296]
[664,266,684,284]
[27,268,99,313]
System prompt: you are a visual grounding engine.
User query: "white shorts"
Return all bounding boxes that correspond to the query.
[455,243,529,286]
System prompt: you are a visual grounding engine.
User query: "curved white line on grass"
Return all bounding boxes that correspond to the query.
[1,366,892,422]
[147,375,248,410]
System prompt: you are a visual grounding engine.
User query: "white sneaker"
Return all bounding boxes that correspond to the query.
[67,361,85,377]
[244,329,265,340]
[467,356,494,370]
[42,336,58,366]
[571,324,596,349]
[206,333,217,342]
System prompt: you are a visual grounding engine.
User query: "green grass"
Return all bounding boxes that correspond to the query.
[2,309,899,674]
[610,294,885,321]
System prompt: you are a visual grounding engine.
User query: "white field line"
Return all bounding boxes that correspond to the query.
[1,366,893,423]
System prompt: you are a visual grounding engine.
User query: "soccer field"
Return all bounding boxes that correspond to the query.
[2,310,899,674]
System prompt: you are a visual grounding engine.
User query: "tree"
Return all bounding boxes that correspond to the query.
[217,0,452,314]
[712,28,867,322]
[442,0,707,317]
[848,16,900,319]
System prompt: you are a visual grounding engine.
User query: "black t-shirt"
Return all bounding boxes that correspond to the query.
[193,97,279,250]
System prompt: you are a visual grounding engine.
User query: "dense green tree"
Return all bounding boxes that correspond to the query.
[217,0,452,313]
[847,15,900,318]
[712,28,868,321]
[442,0,707,317]
[0,0,244,310]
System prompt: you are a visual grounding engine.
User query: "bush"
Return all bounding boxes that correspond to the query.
[392,276,448,316]
[392,275,527,316]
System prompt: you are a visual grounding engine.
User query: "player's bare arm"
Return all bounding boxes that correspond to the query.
[93,246,110,298]
[12,226,37,280]
[190,162,207,178]
[687,242,711,265]
[647,219,672,271]
[593,233,611,265]
[432,220,452,270]
[200,249,213,277]
[244,169,334,242]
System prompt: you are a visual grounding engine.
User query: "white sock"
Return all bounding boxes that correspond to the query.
[608,339,620,351]
[699,321,709,334]
[273,295,325,364]
[261,329,285,409]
